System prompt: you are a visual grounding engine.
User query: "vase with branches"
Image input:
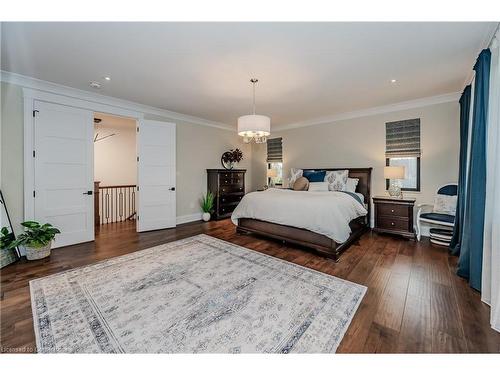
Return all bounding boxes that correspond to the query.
[221,149,243,170]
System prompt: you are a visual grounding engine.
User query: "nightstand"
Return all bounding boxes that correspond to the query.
[372,196,416,239]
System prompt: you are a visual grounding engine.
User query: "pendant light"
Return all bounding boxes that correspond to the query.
[237,78,271,143]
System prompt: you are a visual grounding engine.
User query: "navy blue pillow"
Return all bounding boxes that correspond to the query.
[437,184,458,196]
[302,170,326,182]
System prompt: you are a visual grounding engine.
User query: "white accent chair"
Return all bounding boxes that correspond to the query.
[416,183,458,241]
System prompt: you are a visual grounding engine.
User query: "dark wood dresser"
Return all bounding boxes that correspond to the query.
[207,169,246,220]
[373,196,416,239]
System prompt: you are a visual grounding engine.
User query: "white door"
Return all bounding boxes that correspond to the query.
[33,101,94,248]
[137,120,176,232]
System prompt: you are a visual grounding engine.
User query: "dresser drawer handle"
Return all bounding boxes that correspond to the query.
[391,222,395,226]
[391,209,394,213]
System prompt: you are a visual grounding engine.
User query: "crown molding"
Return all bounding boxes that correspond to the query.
[0,70,234,131]
[2,71,461,134]
[273,92,461,132]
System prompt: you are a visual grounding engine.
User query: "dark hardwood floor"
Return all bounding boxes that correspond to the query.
[1,219,499,353]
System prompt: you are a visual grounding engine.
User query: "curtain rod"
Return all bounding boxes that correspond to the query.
[463,23,499,88]
[485,22,500,49]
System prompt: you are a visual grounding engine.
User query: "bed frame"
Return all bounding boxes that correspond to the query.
[236,168,372,262]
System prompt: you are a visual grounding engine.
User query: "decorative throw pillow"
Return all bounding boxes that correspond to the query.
[344,178,359,193]
[308,182,329,192]
[293,176,309,191]
[325,170,349,191]
[434,194,457,215]
[289,168,303,187]
[302,170,327,182]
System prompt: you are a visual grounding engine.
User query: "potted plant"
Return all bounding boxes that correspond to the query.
[200,192,214,222]
[221,148,243,170]
[1,227,18,268]
[9,221,60,260]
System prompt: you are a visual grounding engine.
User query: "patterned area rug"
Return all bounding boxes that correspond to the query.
[30,234,366,353]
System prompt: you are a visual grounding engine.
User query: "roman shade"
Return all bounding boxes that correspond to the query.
[266,137,283,162]
[385,118,421,157]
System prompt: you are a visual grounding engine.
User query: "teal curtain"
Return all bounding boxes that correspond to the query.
[457,49,491,291]
[449,85,471,255]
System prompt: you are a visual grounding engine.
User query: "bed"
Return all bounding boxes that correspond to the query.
[232,168,372,261]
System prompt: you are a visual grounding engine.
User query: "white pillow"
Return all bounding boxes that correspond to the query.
[289,168,303,187]
[325,170,349,191]
[434,194,457,215]
[345,178,359,193]
[308,182,329,192]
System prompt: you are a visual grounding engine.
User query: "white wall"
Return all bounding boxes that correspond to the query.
[251,101,460,233]
[143,113,252,220]
[94,113,137,186]
[0,81,252,229]
[1,77,458,236]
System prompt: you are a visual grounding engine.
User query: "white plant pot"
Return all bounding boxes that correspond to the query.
[202,212,211,222]
[25,242,52,261]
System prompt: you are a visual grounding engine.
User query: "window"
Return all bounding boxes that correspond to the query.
[268,162,283,185]
[385,119,421,191]
[267,137,283,186]
[386,157,420,191]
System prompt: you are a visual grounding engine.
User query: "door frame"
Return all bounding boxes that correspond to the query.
[23,88,144,227]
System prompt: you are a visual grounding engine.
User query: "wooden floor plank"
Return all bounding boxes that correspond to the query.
[1,219,499,353]
[373,252,412,332]
[396,240,433,353]
[430,281,465,351]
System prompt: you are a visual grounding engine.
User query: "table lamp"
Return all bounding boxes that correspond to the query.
[384,166,405,198]
[267,168,278,188]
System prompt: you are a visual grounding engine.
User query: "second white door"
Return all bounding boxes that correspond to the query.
[137,120,176,232]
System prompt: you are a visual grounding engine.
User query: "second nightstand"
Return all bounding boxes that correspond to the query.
[372,196,416,239]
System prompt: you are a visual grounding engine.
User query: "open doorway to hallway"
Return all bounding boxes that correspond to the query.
[93,113,137,236]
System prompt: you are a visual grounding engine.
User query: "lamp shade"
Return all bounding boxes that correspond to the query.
[237,115,271,137]
[267,168,278,178]
[384,166,405,179]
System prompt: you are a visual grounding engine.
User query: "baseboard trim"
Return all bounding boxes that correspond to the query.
[176,213,203,225]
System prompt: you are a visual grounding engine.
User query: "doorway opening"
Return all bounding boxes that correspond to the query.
[93,113,137,236]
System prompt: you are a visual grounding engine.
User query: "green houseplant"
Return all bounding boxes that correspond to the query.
[1,226,16,249]
[1,226,18,268]
[9,221,60,260]
[200,192,214,222]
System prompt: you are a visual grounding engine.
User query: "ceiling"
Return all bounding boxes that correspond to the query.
[2,22,497,128]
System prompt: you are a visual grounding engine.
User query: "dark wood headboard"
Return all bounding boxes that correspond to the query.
[301,168,373,219]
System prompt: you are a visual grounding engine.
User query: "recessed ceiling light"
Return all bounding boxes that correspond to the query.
[391,79,397,83]
[89,81,101,89]
[104,76,111,81]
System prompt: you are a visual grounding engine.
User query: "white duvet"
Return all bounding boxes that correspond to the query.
[231,188,368,244]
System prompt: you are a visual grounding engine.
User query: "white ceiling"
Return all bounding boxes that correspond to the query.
[1,22,497,128]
